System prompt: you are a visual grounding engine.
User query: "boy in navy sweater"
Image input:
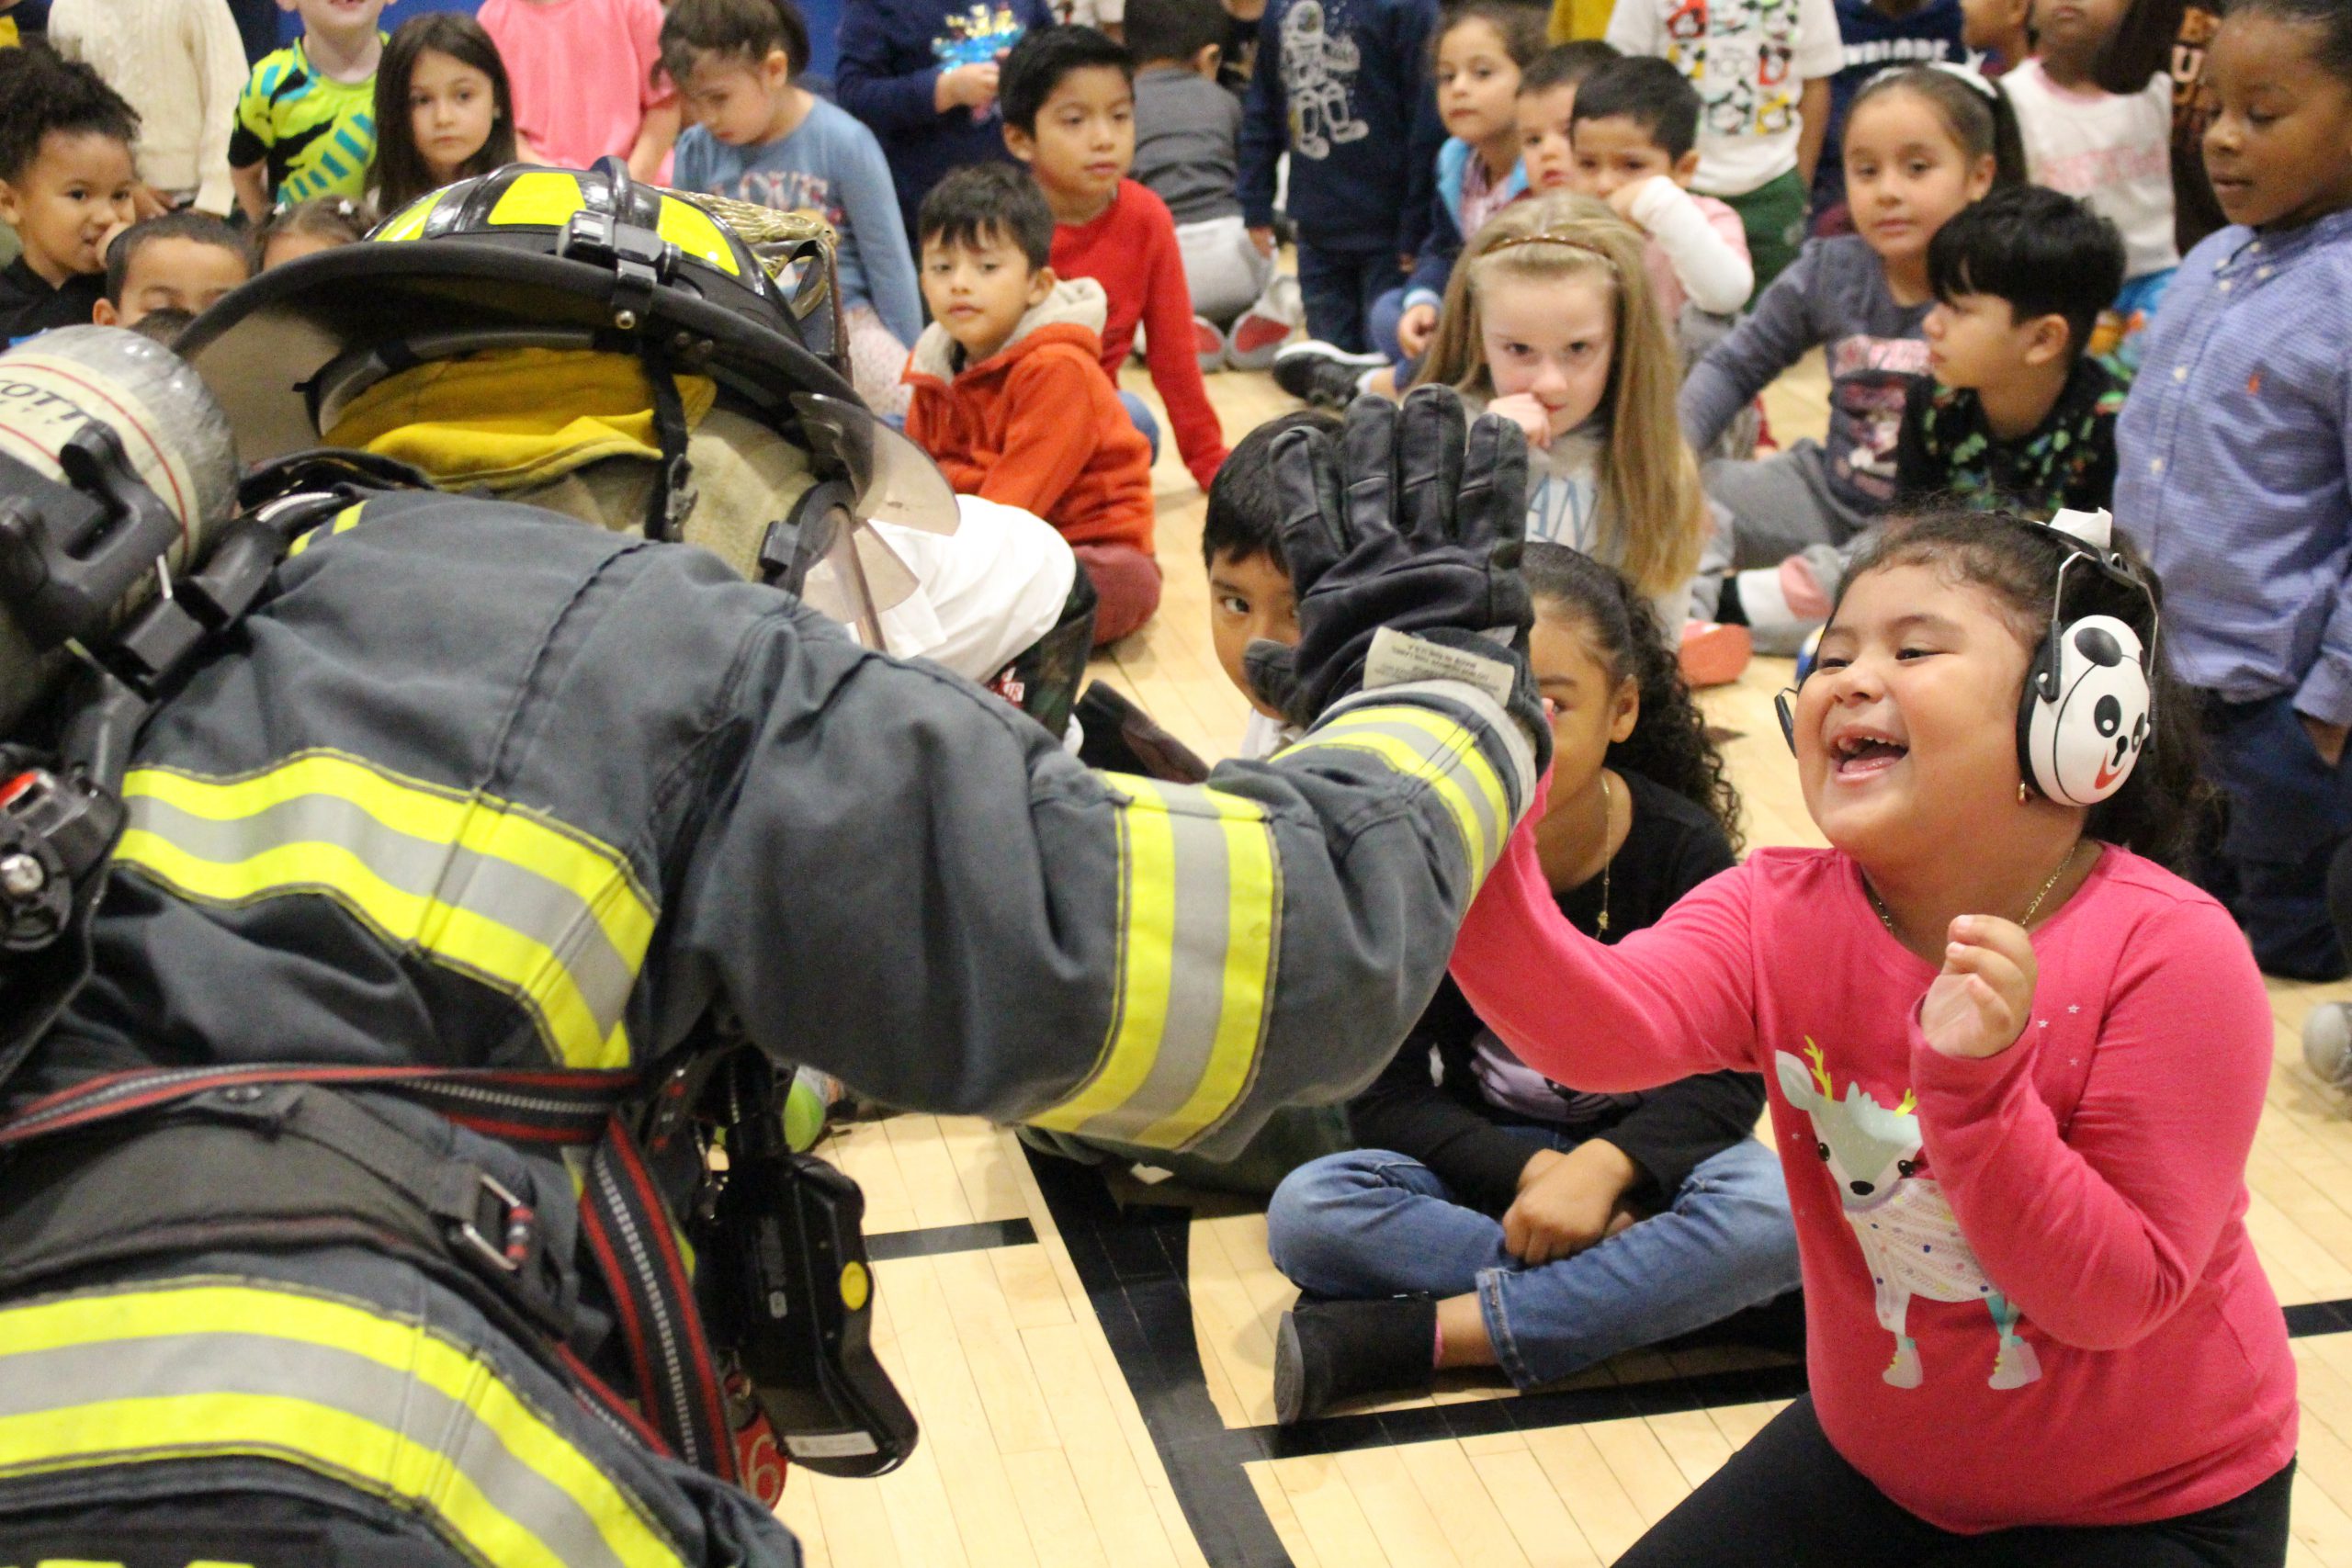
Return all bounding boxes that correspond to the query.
[837,0,1057,243]
[1236,0,1442,353]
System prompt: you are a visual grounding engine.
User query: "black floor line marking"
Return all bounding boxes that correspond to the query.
[865,1216,1038,1261]
[1226,1360,1814,1462]
[1016,1141,2352,1568]
[1025,1145,1300,1568]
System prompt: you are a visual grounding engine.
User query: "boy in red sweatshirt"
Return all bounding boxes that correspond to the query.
[904,164,1160,644]
[999,24,1229,493]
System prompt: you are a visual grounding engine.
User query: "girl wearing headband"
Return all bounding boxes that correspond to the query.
[1413,192,1709,633]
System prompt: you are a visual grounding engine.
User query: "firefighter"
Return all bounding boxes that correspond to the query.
[0,171,1544,1567]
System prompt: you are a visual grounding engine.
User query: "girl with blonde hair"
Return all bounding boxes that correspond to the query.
[1413,191,1707,627]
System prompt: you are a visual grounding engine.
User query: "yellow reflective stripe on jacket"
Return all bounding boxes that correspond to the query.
[1280,704,1510,877]
[0,1281,686,1568]
[112,750,657,1070]
[1029,775,1281,1151]
[287,502,366,558]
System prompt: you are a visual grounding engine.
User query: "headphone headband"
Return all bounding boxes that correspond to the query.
[2030,512,2161,701]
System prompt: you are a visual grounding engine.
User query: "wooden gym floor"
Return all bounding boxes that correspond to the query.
[774,361,2352,1568]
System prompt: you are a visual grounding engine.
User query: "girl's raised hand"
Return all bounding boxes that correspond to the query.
[1920,916,2038,1060]
[1485,392,1553,448]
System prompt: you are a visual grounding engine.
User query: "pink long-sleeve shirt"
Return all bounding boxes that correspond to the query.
[1452,829,2296,1533]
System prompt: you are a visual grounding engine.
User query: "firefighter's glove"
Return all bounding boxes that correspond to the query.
[1245,388,1545,770]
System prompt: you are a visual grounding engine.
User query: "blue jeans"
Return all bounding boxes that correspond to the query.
[2195,690,2352,979]
[1116,389,1161,464]
[1295,243,1397,354]
[1267,1133,1802,1389]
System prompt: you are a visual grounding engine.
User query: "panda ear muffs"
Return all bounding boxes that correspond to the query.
[2018,613,2152,807]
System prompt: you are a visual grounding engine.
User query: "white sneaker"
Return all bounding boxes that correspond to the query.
[1192,314,1227,377]
[2306,1001,2352,1089]
[1227,276,1303,370]
[1272,340,1386,409]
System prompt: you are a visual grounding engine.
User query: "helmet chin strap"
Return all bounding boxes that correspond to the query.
[639,336,698,543]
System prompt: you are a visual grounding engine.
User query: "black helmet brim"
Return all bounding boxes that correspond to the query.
[178,237,862,467]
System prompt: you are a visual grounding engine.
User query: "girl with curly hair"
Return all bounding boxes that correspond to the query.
[1261,542,1800,1422]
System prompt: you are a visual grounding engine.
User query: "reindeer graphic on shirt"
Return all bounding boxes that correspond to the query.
[1775,1039,2042,1391]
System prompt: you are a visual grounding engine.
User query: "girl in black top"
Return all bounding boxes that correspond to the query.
[1264,544,1803,1422]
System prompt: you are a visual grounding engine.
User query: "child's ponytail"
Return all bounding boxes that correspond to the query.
[1848,62,2028,187]
[1411,193,1706,604]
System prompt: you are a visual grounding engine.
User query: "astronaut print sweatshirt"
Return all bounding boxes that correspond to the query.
[1451,834,2297,1533]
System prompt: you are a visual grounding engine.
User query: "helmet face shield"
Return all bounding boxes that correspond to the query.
[797,506,895,648]
[791,393,958,539]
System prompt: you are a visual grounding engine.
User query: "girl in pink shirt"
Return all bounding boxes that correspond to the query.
[1451,509,2297,1564]
[478,0,681,179]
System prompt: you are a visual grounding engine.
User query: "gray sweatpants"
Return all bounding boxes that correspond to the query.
[1178,214,1279,326]
[1691,443,1877,642]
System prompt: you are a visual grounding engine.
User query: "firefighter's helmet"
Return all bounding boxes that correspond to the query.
[176,160,955,626]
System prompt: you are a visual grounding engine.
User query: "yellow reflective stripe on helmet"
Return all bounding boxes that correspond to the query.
[653,197,741,277]
[375,189,446,243]
[0,1282,686,1568]
[1281,704,1510,877]
[488,170,590,231]
[287,501,366,558]
[113,750,656,1070]
[1029,775,1280,1150]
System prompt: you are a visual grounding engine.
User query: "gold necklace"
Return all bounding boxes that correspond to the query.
[1863,840,2083,946]
[1597,772,1612,933]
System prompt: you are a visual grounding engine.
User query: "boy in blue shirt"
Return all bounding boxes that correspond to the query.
[2115,0,2352,983]
[664,0,924,415]
[1236,0,1443,353]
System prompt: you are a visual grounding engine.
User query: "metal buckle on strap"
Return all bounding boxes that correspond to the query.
[558,209,669,328]
[451,1169,537,1277]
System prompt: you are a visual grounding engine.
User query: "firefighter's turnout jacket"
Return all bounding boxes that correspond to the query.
[0,490,1535,1565]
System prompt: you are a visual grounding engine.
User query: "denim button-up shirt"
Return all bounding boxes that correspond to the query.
[2115,208,2352,723]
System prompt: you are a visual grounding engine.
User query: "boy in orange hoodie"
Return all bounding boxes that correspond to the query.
[905,163,1160,644]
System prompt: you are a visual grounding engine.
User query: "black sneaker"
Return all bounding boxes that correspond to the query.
[1272,1295,1438,1424]
[1272,342,1386,410]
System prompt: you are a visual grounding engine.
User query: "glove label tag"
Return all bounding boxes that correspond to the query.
[1362,626,1517,709]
